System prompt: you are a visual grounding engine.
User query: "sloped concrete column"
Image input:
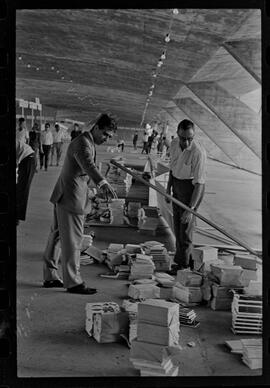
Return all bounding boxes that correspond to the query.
[186,81,261,158]
[223,39,261,84]
[174,97,261,174]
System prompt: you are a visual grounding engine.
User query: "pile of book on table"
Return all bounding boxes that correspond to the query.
[138,206,160,235]
[141,241,171,271]
[108,199,126,225]
[231,290,262,335]
[106,160,132,197]
[126,201,141,219]
[130,299,181,376]
[85,302,129,343]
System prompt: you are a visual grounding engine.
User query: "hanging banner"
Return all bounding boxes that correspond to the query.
[19,99,29,108]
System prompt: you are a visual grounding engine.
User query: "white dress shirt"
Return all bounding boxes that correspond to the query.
[40,130,53,145]
[169,138,207,184]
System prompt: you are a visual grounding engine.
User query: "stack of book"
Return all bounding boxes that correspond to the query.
[241,338,262,370]
[144,245,171,272]
[129,253,155,280]
[178,307,198,327]
[138,206,160,235]
[176,270,203,287]
[231,291,262,335]
[127,202,141,218]
[210,283,235,311]
[233,254,258,287]
[192,246,219,272]
[125,244,143,254]
[115,264,130,279]
[171,270,203,304]
[155,272,175,300]
[210,263,244,287]
[128,283,160,300]
[106,162,132,197]
[108,199,126,225]
[122,299,139,344]
[244,280,262,296]
[130,299,181,376]
[105,243,124,269]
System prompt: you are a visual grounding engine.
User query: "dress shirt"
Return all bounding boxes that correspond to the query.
[52,130,64,143]
[169,138,207,184]
[41,130,53,145]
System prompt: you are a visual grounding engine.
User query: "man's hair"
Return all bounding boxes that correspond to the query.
[94,113,117,132]
[55,124,60,129]
[74,123,79,127]
[177,119,194,131]
[45,122,50,127]
[18,117,25,123]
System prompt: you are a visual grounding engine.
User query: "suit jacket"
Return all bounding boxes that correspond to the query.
[50,131,103,214]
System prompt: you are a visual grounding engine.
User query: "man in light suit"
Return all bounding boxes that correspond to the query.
[43,113,117,294]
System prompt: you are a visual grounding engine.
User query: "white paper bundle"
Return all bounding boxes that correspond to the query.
[128,284,160,300]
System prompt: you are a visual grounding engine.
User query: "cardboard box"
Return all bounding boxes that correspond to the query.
[137,321,179,346]
[210,263,243,286]
[176,270,203,287]
[212,284,234,299]
[192,247,218,271]
[128,284,160,300]
[138,299,179,326]
[239,269,258,287]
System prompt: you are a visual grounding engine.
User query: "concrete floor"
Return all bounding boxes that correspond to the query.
[17,143,262,377]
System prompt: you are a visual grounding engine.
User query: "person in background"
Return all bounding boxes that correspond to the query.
[132,131,138,150]
[40,122,53,171]
[117,139,125,152]
[16,139,35,226]
[16,117,29,144]
[141,131,149,154]
[43,113,118,294]
[166,119,207,275]
[70,123,82,141]
[29,122,41,172]
[50,124,65,166]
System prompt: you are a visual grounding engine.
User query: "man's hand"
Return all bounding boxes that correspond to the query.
[181,209,193,224]
[99,182,117,200]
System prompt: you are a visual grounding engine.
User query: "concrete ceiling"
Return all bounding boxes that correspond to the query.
[16,8,261,128]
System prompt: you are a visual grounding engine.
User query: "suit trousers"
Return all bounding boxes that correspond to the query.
[16,154,35,221]
[172,177,204,268]
[43,204,84,288]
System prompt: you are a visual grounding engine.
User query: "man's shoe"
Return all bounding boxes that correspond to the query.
[67,283,97,295]
[43,280,64,288]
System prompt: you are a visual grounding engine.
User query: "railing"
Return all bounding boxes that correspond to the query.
[110,159,261,259]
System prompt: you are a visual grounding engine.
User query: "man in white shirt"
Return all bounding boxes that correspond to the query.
[16,117,29,144]
[50,124,65,166]
[16,139,35,225]
[166,119,207,274]
[40,122,53,171]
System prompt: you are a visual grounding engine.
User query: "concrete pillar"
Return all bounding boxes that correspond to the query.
[174,97,261,174]
[186,81,261,158]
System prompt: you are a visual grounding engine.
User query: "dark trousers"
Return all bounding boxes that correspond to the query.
[141,142,149,154]
[16,154,35,221]
[40,144,51,169]
[172,177,204,268]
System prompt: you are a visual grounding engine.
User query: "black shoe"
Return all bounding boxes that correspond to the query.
[43,279,64,288]
[67,283,97,294]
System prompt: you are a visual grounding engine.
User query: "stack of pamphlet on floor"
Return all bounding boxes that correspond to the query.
[192,246,219,272]
[144,245,171,272]
[105,243,125,269]
[172,270,203,304]
[85,302,120,337]
[122,299,139,344]
[129,253,155,280]
[210,283,235,311]
[128,283,160,300]
[241,338,262,369]
[130,299,181,376]
[231,291,262,335]
[108,199,126,225]
[178,307,198,327]
[243,280,262,296]
[155,273,175,300]
[210,263,244,287]
[233,254,259,287]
